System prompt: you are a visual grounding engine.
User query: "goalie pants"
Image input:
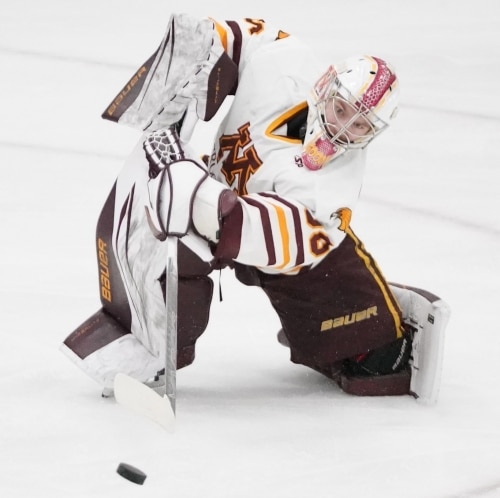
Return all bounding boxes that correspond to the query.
[233,228,406,374]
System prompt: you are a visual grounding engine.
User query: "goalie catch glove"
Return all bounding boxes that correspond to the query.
[143,127,238,241]
[101,14,238,133]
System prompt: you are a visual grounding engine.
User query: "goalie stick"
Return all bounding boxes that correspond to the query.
[114,236,178,432]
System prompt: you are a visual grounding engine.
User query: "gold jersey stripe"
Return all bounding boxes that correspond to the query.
[347,228,404,338]
[272,203,291,270]
[212,19,229,52]
[265,101,308,143]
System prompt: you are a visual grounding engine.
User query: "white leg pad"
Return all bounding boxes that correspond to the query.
[60,334,163,391]
[390,283,451,404]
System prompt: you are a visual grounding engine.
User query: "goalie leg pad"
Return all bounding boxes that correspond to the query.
[277,327,411,396]
[338,369,411,397]
[60,309,163,390]
[337,285,450,401]
[389,283,451,404]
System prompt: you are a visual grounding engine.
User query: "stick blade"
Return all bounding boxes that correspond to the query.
[114,373,175,432]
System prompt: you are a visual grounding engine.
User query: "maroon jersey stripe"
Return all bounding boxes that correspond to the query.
[243,196,277,266]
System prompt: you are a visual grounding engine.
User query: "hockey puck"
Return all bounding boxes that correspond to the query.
[116,462,147,485]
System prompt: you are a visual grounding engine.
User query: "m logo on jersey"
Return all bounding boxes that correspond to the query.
[218,123,263,195]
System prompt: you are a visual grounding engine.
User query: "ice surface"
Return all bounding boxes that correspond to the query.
[1,1,500,497]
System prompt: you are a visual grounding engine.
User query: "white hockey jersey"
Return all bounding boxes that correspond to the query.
[101,14,368,276]
[207,18,367,275]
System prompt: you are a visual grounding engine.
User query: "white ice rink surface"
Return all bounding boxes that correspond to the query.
[1,1,499,497]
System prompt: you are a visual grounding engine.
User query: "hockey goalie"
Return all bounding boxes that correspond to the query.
[61,14,450,404]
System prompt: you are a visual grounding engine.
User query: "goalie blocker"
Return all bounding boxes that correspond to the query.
[142,128,238,242]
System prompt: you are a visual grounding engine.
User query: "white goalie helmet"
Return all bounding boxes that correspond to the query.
[301,55,400,170]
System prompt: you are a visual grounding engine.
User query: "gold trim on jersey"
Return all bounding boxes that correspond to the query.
[346,228,404,338]
[212,20,228,51]
[265,101,308,144]
[273,203,291,270]
[276,30,290,40]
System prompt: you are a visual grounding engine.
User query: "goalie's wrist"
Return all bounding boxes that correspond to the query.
[192,177,238,243]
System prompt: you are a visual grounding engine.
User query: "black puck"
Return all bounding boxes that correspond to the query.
[116,462,147,485]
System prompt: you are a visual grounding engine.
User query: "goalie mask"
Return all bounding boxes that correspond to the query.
[301,55,400,171]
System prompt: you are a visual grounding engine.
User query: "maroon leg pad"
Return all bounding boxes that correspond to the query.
[63,309,129,360]
[338,368,411,397]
